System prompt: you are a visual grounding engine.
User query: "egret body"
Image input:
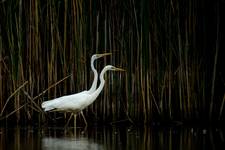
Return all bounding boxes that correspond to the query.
[43,65,124,116]
[41,53,111,125]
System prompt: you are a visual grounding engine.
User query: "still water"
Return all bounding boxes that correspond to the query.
[0,125,224,150]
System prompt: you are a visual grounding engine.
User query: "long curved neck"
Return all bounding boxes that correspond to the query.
[89,67,108,103]
[88,58,98,93]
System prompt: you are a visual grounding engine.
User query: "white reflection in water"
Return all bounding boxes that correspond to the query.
[0,126,224,150]
[42,137,104,150]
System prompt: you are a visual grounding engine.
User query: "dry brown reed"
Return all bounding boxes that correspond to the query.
[0,0,224,125]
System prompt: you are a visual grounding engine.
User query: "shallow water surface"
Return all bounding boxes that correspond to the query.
[0,126,224,150]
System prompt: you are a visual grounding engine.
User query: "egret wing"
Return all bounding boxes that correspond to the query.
[41,91,88,111]
[53,93,91,112]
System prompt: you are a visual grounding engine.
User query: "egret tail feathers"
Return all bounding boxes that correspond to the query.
[41,100,57,111]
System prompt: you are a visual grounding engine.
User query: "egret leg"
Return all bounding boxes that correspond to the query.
[74,114,77,128]
[65,113,73,128]
[81,111,88,127]
[73,114,77,136]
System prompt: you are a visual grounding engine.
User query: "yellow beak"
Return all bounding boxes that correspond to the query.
[113,67,126,72]
[97,53,112,58]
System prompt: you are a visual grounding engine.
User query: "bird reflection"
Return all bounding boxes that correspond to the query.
[42,137,104,150]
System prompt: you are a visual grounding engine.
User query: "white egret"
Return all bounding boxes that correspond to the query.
[42,65,125,127]
[41,53,111,125]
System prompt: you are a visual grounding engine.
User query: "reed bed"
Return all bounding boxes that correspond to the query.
[0,0,224,125]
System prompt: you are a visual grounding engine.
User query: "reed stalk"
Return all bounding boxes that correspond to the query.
[0,34,3,111]
[219,94,225,120]
[0,0,224,125]
[209,2,220,120]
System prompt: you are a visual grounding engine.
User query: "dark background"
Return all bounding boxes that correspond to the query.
[0,0,225,126]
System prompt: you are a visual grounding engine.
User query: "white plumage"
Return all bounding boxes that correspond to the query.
[41,54,125,127]
[41,53,111,112]
[42,65,125,114]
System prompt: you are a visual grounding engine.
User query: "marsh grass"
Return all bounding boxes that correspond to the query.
[0,0,224,125]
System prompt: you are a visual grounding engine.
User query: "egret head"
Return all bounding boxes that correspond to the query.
[105,65,126,72]
[92,53,112,60]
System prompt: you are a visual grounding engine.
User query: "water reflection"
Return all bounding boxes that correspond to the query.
[42,137,103,150]
[0,126,224,150]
